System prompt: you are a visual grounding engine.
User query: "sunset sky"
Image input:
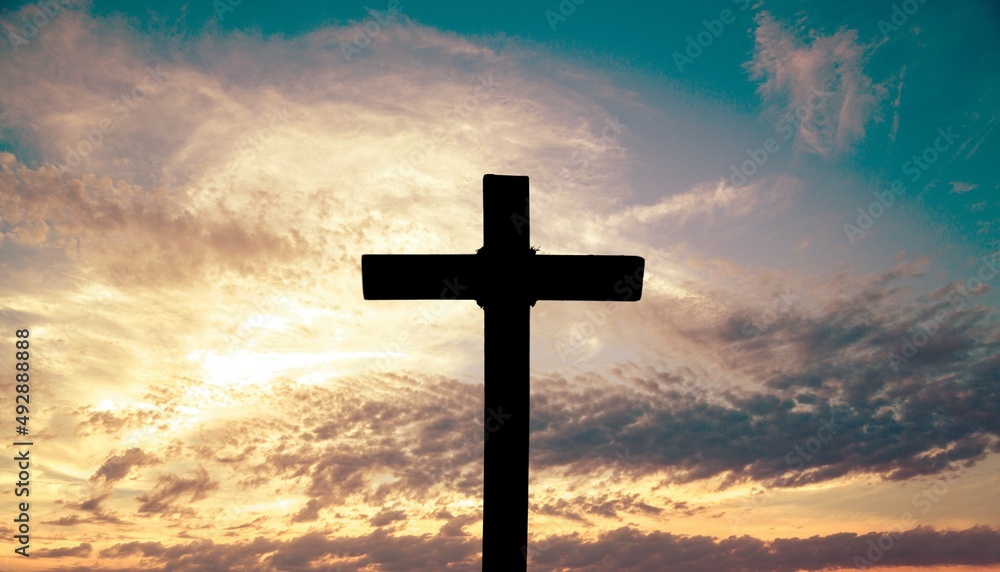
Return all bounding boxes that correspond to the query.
[1,0,998,570]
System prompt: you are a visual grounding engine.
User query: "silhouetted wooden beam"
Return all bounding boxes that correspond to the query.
[361,254,644,303]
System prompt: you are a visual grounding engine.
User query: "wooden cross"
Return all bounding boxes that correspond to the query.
[362,174,644,571]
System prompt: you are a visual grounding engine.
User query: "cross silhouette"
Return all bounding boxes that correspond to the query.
[362,174,644,570]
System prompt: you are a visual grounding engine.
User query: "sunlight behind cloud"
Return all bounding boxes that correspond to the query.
[195,349,391,386]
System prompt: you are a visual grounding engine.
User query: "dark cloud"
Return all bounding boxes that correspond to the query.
[36,542,93,558]
[369,507,407,527]
[74,492,112,512]
[292,498,322,523]
[90,448,160,485]
[78,410,132,434]
[520,261,999,488]
[233,289,996,522]
[439,512,479,537]
[46,492,129,526]
[136,467,219,515]
[244,376,486,516]
[530,366,995,488]
[84,525,1000,571]
[99,529,481,572]
[63,511,126,525]
[530,525,1000,572]
[533,492,664,523]
[43,514,90,526]
[77,404,175,436]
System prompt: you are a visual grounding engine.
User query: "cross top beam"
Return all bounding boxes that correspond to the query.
[361,174,644,571]
[363,175,645,307]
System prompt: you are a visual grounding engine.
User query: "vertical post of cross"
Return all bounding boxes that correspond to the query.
[481,174,530,571]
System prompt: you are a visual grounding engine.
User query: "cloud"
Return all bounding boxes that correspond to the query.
[0,3,651,301]
[35,542,94,559]
[223,268,996,512]
[245,375,487,516]
[90,448,160,485]
[86,525,1000,571]
[950,181,979,194]
[73,492,110,512]
[370,507,408,527]
[888,64,905,143]
[529,525,1000,572]
[438,511,479,537]
[0,155,307,289]
[135,468,219,515]
[292,498,322,523]
[135,252,994,524]
[99,529,481,572]
[612,180,761,227]
[533,492,664,523]
[530,258,999,486]
[45,492,130,525]
[747,12,885,157]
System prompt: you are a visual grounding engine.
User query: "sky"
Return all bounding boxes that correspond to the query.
[0,0,998,570]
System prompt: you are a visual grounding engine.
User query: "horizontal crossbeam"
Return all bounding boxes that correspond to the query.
[361,254,477,300]
[529,254,645,302]
[361,253,644,302]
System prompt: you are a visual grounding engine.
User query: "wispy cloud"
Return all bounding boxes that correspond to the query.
[747,11,886,157]
[90,448,160,486]
[950,181,979,194]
